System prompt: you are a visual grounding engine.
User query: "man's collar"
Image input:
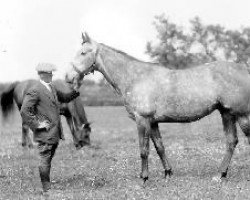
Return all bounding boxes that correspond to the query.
[40,79,52,91]
[40,79,52,85]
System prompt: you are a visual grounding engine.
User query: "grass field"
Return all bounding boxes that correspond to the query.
[1,106,250,199]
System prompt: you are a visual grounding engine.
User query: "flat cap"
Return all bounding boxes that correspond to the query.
[36,63,57,73]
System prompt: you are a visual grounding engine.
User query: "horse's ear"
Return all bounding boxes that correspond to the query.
[85,32,91,43]
[82,32,86,43]
[82,32,91,44]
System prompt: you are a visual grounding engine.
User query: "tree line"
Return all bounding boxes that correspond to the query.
[146,15,250,69]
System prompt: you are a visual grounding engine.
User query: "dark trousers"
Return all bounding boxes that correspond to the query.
[37,142,58,191]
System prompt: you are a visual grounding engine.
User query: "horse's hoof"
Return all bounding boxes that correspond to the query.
[142,176,149,187]
[221,171,227,178]
[165,169,173,178]
[140,173,148,184]
[143,176,148,183]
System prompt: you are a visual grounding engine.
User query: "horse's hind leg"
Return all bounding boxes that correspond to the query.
[136,117,150,183]
[218,112,238,179]
[150,122,173,178]
[22,122,33,148]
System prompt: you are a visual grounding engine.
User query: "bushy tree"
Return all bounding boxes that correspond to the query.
[222,28,250,65]
[146,15,250,68]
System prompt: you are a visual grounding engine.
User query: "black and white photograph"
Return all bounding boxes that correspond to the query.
[1,0,250,199]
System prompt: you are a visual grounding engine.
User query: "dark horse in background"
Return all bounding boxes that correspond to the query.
[66,32,250,183]
[0,79,91,149]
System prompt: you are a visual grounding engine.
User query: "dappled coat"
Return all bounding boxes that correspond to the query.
[20,81,79,144]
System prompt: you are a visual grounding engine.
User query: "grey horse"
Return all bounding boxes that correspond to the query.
[66,32,250,183]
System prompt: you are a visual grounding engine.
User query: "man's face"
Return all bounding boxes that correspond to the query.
[39,72,53,83]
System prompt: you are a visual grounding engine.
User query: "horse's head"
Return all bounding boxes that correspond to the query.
[68,98,92,149]
[73,122,92,150]
[66,32,98,88]
[59,95,92,150]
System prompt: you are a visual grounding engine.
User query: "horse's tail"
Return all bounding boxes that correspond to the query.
[0,81,19,119]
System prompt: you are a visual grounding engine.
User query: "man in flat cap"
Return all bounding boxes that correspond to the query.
[21,63,80,194]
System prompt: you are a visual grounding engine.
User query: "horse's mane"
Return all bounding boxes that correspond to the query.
[100,43,158,65]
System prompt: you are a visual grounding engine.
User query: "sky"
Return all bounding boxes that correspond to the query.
[0,0,250,82]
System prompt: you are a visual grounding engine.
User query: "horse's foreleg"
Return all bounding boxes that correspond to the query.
[136,118,150,183]
[218,112,238,179]
[66,117,77,146]
[150,123,173,178]
[22,122,33,148]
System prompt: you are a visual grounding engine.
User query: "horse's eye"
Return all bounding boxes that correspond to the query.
[81,52,86,56]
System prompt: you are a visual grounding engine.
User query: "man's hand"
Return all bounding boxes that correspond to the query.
[37,120,50,131]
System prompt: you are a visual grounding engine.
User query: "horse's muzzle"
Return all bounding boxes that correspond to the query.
[75,139,91,150]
